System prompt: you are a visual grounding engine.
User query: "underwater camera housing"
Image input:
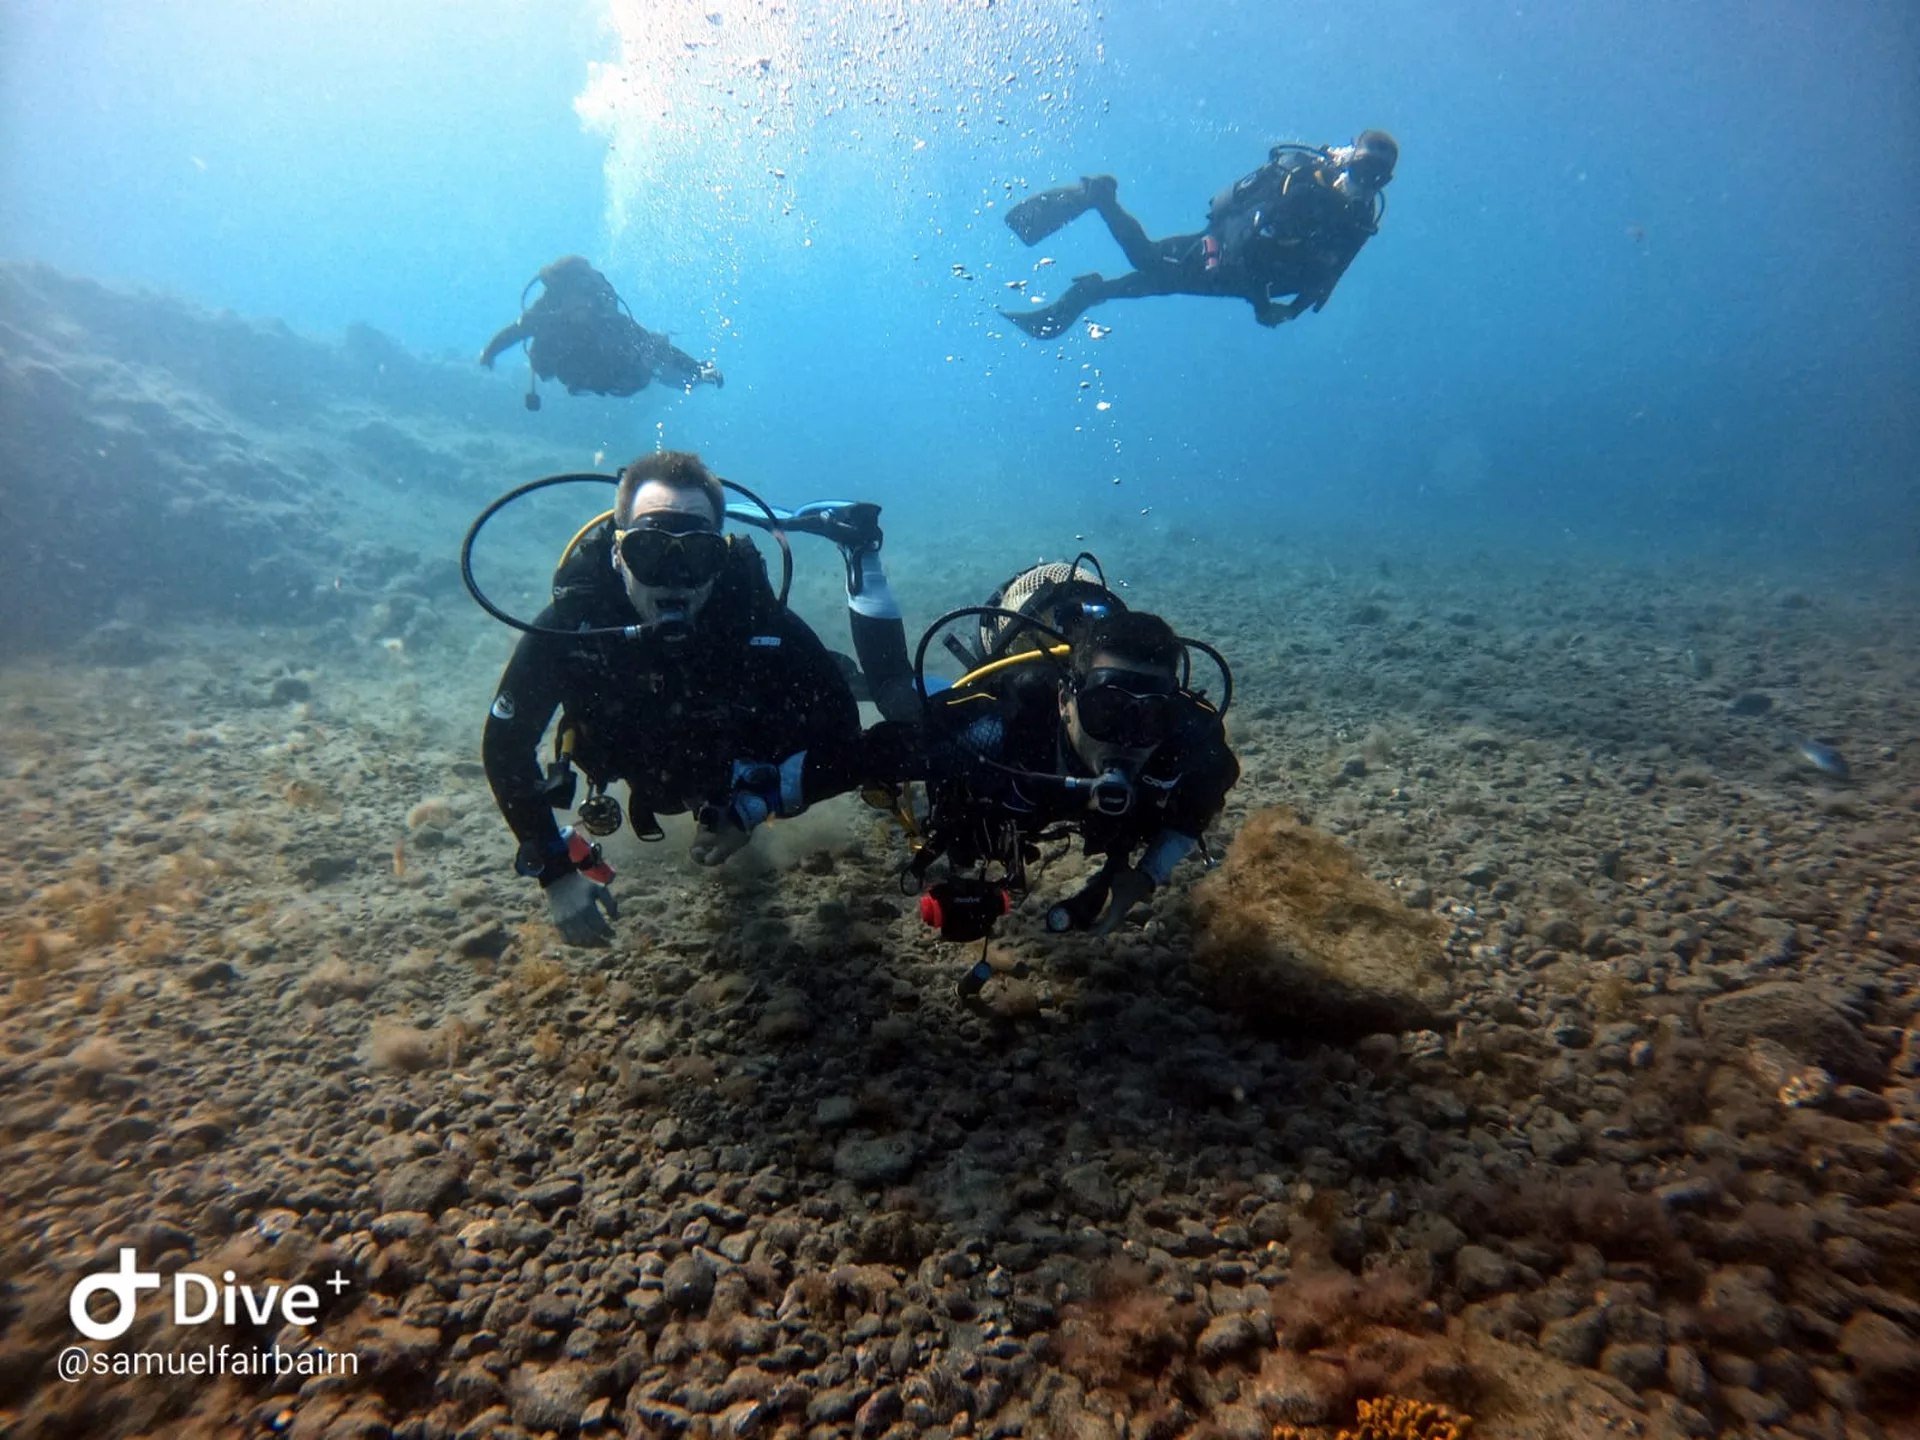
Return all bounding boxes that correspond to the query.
[917,878,1010,944]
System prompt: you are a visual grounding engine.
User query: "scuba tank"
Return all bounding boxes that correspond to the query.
[975,554,1125,665]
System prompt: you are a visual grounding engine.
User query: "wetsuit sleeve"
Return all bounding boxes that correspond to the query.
[480,615,570,882]
[480,318,532,368]
[753,610,865,808]
[1303,242,1363,312]
[1161,706,1241,839]
[642,329,711,389]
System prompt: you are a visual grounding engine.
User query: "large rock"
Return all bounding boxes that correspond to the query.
[377,1156,465,1216]
[1697,981,1882,1084]
[1190,808,1449,1036]
[508,1362,609,1433]
[833,1133,917,1186]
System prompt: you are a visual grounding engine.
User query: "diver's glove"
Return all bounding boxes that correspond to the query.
[689,755,807,867]
[546,869,619,946]
[1090,865,1155,937]
[1089,830,1198,935]
[698,360,725,389]
[689,808,753,868]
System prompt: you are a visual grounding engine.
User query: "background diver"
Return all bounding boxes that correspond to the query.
[480,255,724,410]
[998,130,1398,340]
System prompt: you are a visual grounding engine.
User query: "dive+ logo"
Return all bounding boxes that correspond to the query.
[70,1249,344,1341]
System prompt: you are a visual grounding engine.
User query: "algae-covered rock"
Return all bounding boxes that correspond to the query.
[1191,808,1449,1036]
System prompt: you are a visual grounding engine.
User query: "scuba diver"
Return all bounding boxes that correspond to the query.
[866,557,1240,993]
[468,451,916,946]
[998,130,1398,340]
[479,256,724,411]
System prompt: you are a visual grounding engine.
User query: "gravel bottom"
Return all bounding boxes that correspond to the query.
[2,551,1916,1440]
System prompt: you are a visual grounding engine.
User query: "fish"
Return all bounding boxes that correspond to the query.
[1796,737,1850,780]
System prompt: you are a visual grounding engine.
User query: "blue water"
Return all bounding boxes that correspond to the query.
[5,0,1916,572]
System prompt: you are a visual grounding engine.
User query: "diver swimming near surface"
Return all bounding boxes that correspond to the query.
[480,256,723,411]
[999,131,1397,339]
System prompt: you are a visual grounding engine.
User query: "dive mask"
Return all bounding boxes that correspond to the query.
[1073,668,1177,749]
[614,516,727,589]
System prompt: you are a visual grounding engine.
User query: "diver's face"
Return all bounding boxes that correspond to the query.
[614,480,721,627]
[1061,651,1177,776]
[1339,144,1394,197]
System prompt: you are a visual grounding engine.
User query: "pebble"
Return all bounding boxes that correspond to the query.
[662,1254,716,1314]
[832,1135,918,1186]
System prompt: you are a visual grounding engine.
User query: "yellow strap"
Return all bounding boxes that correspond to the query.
[557,510,616,570]
[953,643,1070,691]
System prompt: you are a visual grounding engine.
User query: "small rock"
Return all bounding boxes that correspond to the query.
[526,1178,583,1215]
[508,1362,606,1433]
[451,922,510,960]
[1600,1342,1666,1389]
[1666,1344,1711,1405]
[294,855,358,886]
[186,959,239,990]
[1196,1313,1262,1363]
[370,1211,433,1242]
[814,1096,857,1128]
[1537,916,1583,949]
[1654,1176,1721,1213]
[662,1254,716,1314]
[1699,981,1880,1084]
[1821,1085,1893,1122]
[90,1116,157,1158]
[806,1386,861,1425]
[1539,1310,1606,1367]
[1452,1244,1515,1300]
[832,1134,917,1186]
[1059,1163,1125,1221]
[855,1385,904,1437]
[1838,1310,1920,1396]
[379,1156,465,1216]
[1527,1106,1583,1163]
[1701,1267,1787,1354]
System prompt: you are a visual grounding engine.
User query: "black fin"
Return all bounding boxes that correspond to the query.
[1004,182,1095,246]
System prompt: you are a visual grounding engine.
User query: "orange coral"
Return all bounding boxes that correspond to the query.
[1274,1395,1472,1440]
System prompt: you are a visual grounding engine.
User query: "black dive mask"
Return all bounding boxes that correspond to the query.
[1073,668,1177,749]
[615,516,727,589]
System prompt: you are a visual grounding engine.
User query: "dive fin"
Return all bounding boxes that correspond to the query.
[1004,182,1097,246]
[1001,274,1104,340]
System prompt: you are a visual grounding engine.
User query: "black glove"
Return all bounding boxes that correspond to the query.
[545,870,618,946]
[1090,865,1155,936]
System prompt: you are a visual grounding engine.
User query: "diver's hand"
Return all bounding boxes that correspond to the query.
[545,869,618,946]
[689,809,753,867]
[698,361,725,389]
[479,349,497,369]
[1254,302,1291,328]
[1091,865,1155,936]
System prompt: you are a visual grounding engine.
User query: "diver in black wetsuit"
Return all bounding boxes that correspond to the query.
[480,256,723,410]
[868,571,1239,950]
[998,131,1397,340]
[481,452,864,945]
